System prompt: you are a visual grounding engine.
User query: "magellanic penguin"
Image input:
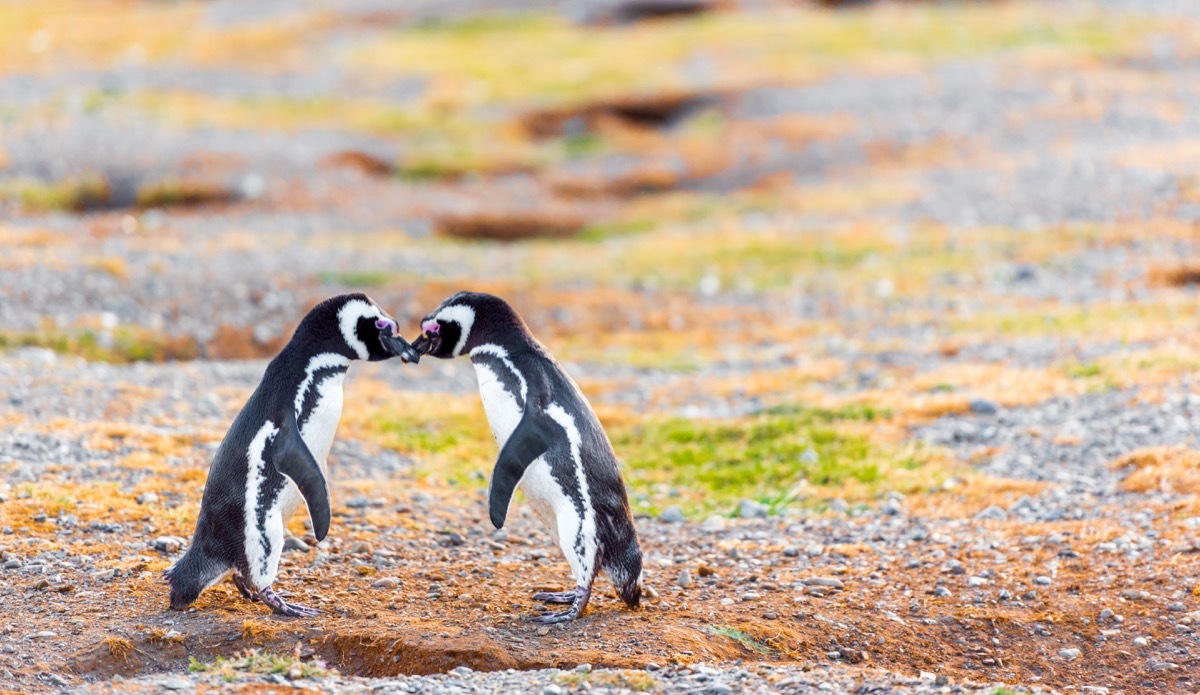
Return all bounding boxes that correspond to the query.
[410,291,643,623]
[166,293,419,616]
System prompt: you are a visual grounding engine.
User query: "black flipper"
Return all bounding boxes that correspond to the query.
[272,413,331,541]
[488,409,556,529]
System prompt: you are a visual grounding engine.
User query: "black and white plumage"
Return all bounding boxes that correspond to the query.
[408,291,643,623]
[166,293,419,617]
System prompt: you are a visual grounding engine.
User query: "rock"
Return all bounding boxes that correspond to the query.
[700,516,726,532]
[153,536,185,553]
[802,577,844,589]
[445,532,466,546]
[3,559,19,570]
[677,569,692,588]
[1059,648,1080,660]
[782,546,799,557]
[969,398,999,415]
[136,492,159,504]
[543,686,565,695]
[575,663,591,674]
[1034,575,1052,585]
[719,597,735,606]
[967,576,988,588]
[30,631,57,640]
[283,536,309,552]
[740,591,760,601]
[1133,636,1148,646]
[345,496,370,509]
[830,498,849,514]
[737,499,768,519]
[881,498,903,516]
[450,666,473,677]
[349,541,372,554]
[1099,608,1114,621]
[162,677,192,690]
[659,506,685,523]
[373,577,399,589]
[974,505,1008,522]
[934,586,952,598]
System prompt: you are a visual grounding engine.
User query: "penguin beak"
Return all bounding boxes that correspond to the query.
[382,333,420,364]
[410,332,435,356]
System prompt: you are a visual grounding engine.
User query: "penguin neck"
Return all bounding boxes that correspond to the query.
[467,335,541,362]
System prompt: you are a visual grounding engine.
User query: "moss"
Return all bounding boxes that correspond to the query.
[318,270,392,288]
[187,650,334,682]
[0,328,199,364]
[0,175,110,211]
[707,625,771,655]
[555,669,658,692]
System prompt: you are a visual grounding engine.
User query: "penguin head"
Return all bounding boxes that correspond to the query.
[298,293,419,363]
[411,291,523,359]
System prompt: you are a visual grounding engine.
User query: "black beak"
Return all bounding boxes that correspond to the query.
[383,334,420,364]
[410,333,434,356]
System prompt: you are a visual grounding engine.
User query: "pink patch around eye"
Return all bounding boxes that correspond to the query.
[375,318,395,331]
[422,320,440,334]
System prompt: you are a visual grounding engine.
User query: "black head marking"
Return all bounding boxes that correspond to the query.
[292,292,413,361]
[410,291,529,359]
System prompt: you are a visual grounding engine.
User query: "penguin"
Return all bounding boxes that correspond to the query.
[409,291,642,623]
[165,293,419,616]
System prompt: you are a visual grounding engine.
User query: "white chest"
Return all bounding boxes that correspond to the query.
[299,371,345,472]
[473,360,524,448]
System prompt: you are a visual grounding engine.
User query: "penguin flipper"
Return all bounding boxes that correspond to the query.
[272,418,331,542]
[488,409,555,529]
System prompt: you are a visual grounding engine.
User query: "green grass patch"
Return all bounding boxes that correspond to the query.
[0,328,200,364]
[0,175,110,212]
[555,669,658,692]
[188,650,334,683]
[707,625,772,655]
[318,270,392,288]
[615,404,932,515]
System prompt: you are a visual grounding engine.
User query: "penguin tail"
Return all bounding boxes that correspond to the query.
[164,544,226,611]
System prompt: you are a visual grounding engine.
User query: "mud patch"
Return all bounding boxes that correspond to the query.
[434,208,591,241]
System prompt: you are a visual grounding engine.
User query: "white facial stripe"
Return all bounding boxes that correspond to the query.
[434,304,476,357]
[243,421,281,588]
[294,352,351,419]
[337,299,383,360]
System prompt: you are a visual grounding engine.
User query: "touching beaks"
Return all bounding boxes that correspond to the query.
[382,334,420,364]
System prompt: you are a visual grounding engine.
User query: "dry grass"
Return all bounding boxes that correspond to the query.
[101,635,134,661]
[1112,446,1200,495]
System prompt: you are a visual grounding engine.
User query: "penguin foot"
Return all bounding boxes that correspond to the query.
[258,587,321,618]
[529,586,589,624]
[232,573,260,602]
[531,591,577,605]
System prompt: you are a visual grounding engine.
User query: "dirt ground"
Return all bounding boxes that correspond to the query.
[5,0,1200,693]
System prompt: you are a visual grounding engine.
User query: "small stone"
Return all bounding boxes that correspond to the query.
[740,591,760,601]
[659,506,685,523]
[575,663,591,673]
[1167,602,1186,612]
[283,536,309,552]
[373,577,399,590]
[136,492,159,505]
[1034,575,1052,585]
[162,677,192,690]
[152,536,185,553]
[700,516,726,532]
[782,546,799,557]
[934,586,952,598]
[3,559,19,570]
[349,541,372,554]
[967,576,988,588]
[445,532,466,547]
[345,496,370,509]
[738,499,768,519]
[90,569,117,582]
[1100,608,1114,621]
[882,498,903,516]
[536,626,550,636]
[1134,637,1148,646]
[30,631,57,640]
[33,579,50,590]
[719,597,735,606]
[1059,648,1080,661]
[974,505,1008,522]
[450,666,473,677]
[803,577,844,589]
[696,564,715,577]
[677,569,692,588]
[969,399,999,415]
[543,686,565,695]
[355,565,375,576]
[726,546,741,560]
[32,513,46,523]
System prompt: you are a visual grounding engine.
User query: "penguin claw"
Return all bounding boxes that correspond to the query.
[531,591,577,604]
[258,587,321,618]
[529,606,581,624]
[231,573,259,602]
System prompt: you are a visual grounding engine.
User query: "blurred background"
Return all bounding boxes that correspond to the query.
[5,0,1200,514]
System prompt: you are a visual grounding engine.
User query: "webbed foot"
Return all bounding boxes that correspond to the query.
[232,573,259,602]
[259,586,320,617]
[531,591,577,604]
[528,586,589,624]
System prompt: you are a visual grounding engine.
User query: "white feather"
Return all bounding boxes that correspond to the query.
[243,421,281,588]
[436,304,476,357]
[337,299,383,360]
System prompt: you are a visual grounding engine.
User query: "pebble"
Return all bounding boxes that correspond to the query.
[969,398,999,415]
[152,536,185,553]
[677,569,692,588]
[973,505,1008,522]
[1059,648,1080,660]
[373,577,399,589]
[3,559,19,570]
[1134,637,1148,646]
[802,577,844,589]
[659,506,685,523]
[136,492,159,504]
[162,677,192,690]
[782,546,799,557]
[349,541,372,554]
[934,586,952,598]
[1100,608,1114,621]
[345,496,370,509]
[967,576,988,587]
[1034,575,1052,585]
[283,536,309,552]
[737,499,768,519]
[700,516,726,532]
